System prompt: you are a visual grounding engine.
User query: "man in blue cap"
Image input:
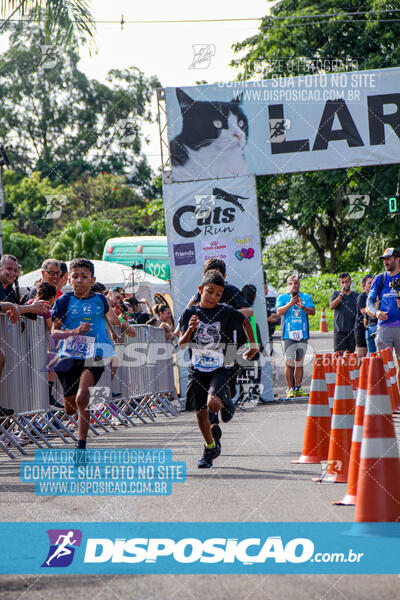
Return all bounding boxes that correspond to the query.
[367,247,400,393]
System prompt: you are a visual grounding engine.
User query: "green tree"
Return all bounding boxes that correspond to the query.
[48,216,128,260]
[233,0,400,272]
[263,237,320,287]
[0,1,95,46]
[0,22,160,188]
[3,170,70,235]
[2,220,47,272]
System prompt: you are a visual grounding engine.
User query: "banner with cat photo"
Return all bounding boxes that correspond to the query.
[163,174,273,402]
[164,67,400,182]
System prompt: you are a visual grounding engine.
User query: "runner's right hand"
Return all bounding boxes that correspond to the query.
[188,315,200,331]
[75,323,91,334]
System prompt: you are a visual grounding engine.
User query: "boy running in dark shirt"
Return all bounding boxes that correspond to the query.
[179,270,258,468]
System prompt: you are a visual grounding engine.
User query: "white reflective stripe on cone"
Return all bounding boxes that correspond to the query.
[310,379,328,392]
[325,373,336,384]
[352,424,363,443]
[355,388,367,406]
[360,437,399,459]
[331,414,354,429]
[334,386,354,400]
[364,395,392,415]
[307,404,331,417]
[328,397,334,409]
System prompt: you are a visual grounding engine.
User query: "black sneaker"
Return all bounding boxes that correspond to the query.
[211,424,222,448]
[49,395,64,409]
[197,444,220,469]
[0,404,14,418]
[221,398,236,423]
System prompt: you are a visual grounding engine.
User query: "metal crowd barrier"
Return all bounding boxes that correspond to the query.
[0,314,182,459]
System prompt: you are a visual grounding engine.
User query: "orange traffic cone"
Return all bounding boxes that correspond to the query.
[348,353,359,397]
[388,352,400,412]
[292,353,331,464]
[314,357,355,482]
[319,307,329,333]
[333,357,370,505]
[323,353,336,415]
[354,356,400,530]
[381,347,400,412]
[380,347,397,412]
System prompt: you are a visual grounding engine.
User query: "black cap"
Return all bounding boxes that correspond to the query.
[379,247,400,259]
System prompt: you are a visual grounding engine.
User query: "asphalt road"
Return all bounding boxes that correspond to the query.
[0,331,399,598]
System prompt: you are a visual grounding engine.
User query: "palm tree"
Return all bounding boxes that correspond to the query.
[0,0,95,45]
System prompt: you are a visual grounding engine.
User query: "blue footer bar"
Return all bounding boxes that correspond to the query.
[1,522,400,574]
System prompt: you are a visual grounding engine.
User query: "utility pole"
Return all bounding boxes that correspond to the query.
[0,145,10,256]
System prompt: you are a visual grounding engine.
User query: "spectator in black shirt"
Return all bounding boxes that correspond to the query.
[329,272,359,354]
[354,274,374,361]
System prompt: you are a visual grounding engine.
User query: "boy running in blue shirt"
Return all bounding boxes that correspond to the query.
[52,258,124,449]
[179,270,258,468]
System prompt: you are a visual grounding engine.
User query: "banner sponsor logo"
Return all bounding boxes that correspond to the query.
[173,242,196,265]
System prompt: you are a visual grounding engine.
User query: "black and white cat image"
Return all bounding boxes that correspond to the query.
[170,88,249,180]
[193,321,221,350]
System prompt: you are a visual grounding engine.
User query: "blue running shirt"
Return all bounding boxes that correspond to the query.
[368,272,400,327]
[52,292,113,359]
[276,292,314,341]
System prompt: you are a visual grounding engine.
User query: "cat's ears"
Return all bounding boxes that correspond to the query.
[176,88,194,112]
[231,92,243,104]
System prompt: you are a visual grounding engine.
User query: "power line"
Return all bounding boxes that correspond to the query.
[2,8,400,26]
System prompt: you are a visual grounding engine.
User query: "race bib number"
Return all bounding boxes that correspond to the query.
[59,335,95,359]
[192,349,223,372]
[288,330,303,341]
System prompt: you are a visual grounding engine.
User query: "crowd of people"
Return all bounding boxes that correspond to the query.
[1,246,399,469]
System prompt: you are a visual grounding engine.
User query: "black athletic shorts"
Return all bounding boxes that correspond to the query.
[354,327,367,349]
[55,357,104,397]
[334,331,356,353]
[186,369,231,412]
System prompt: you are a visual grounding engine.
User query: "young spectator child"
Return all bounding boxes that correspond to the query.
[26,282,62,408]
[52,258,115,450]
[26,281,57,331]
[179,270,258,468]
